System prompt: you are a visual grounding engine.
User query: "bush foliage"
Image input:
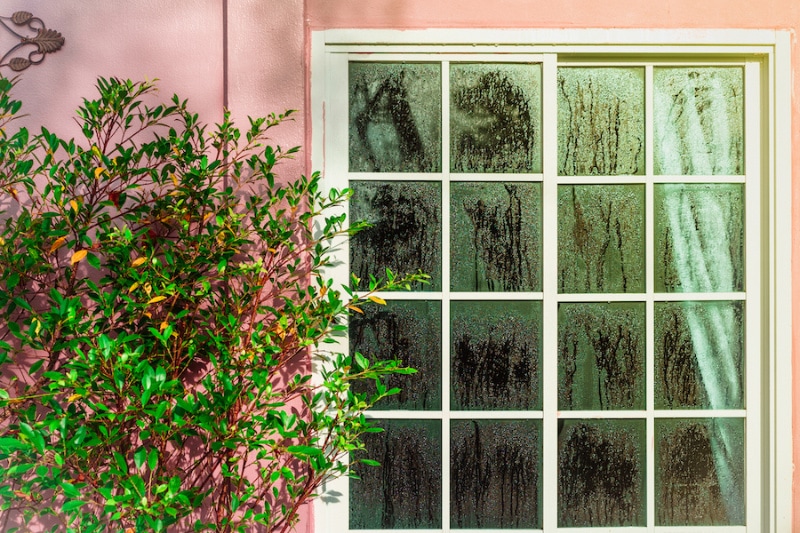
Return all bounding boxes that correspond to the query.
[0,77,423,532]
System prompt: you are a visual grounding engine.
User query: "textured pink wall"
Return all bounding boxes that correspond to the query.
[306,0,800,528]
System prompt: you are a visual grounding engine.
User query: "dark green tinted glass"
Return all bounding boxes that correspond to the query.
[451,300,542,410]
[349,62,441,172]
[451,419,542,529]
[450,63,542,173]
[451,182,542,292]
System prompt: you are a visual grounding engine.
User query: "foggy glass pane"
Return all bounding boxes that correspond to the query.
[654,67,744,175]
[350,300,442,410]
[451,182,542,291]
[451,420,542,529]
[349,62,442,172]
[451,300,542,410]
[558,419,646,527]
[350,419,442,529]
[558,67,645,176]
[655,183,744,292]
[450,63,542,173]
[655,301,744,409]
[558,185,645,293]
[558,303,645,410]
[350,181,441,291]
[656,418,745,526]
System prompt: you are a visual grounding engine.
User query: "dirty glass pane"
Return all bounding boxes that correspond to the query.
[558,302,645,410]
[558,67,645,176]
[558,185,645,293]
[654,67,744,175]
[655,183,744,292]
[656,418,745,526]
[450,182,542,291]
[350,419,443,529]
[450,63,542,173]
[558,419,646,527]
[451,419,542,529]
[655,301,744,409]
[451,300,542,410]
[350,181,441,291]
[350,300,442,410]
[349,62,442,172]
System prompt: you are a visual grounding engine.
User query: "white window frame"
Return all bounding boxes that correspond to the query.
[310,28,792,533]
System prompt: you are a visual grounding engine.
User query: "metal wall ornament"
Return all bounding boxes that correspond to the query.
[0,11,64,72]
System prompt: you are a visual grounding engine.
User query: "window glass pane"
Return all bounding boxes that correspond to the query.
[450,182,542,291]
[558,302,646,410]
[655,183,744,292]
[558,419,646,527]
[655,301,744,409]
[350,181,442,291]
[350,300,442,410]
[451,419,542,529]
[558,67,645,176]
[350,419,443,529]
[451,300,542,410]
[654,67,744,175]
[655,418,745,526]
[450,63,542,173]
[558,184,645,293]
[349,62,442,172]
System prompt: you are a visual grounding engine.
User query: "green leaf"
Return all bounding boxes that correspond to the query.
[62,500,85,512]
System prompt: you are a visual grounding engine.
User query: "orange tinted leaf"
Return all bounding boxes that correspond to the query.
[70,249,87,265]
[49,237,67,253]
[346,304,364,314]
[147,296,167,305]
[128,282,140,293]
[94,167,106,180]
[131,257,146,268]
[69,199,79,212]
[367,295,386,305]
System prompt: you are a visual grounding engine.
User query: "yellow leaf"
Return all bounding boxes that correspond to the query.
[131,257,146,268]
[346,304,364,315]
[70,249,87,265]
[0,236,5,245]
[159,321,169,332]
[367,295,386,305]
[143,312,152,319]
[147,296,167,305]
[128,282,140,293]
[94,167,106,180]
[67,394,82,403]
[69,199,79,212]
[170,173,179,187]
[49,237,67,253]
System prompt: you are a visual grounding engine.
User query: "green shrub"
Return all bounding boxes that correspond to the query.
[0,77,424,532]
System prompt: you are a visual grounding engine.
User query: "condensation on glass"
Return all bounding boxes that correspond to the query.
[558,302,645,410]
[350,419,443,529]
[450,63,542,173]
[451,300,542,410]
[349,300,442,410]
[450,182,542,292]
[558,184,645,293]
[654,67,744,175]
[655,418,745,526]
[349,181,442,291]
[654,300,744,409]
[451,419,542,529]
[349,62,442,172]
[558,67,645,176]
[655,183,745,292]
[558,419,646,527]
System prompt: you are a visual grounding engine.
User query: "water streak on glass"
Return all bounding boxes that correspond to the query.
[558,185,645,293]
[350,300,442,410]
[350,419,443,529]
[350,181,441,291]
[450,63,542,173]
[558,67,645,175]
[655,418,745,526]
[451,182,542,291]
[558,303,645,410]
[655,183,744,292]
[558,419,646,527]
[654,67,744,175]
[655,301,744,409]
[451,300,541,410]
[349,62,442,172]
[451,420,542,529]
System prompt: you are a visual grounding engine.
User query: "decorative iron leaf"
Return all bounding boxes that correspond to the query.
[32,28,65,54]
[8,57,31,72]
[11,11,33,25]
